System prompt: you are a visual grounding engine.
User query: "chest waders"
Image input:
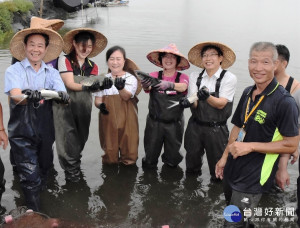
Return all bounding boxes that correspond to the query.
[53,55,94,182]
[99,94,139,165]
[142,71,185,168]
[184,69,233,179]
[8,68,55,211]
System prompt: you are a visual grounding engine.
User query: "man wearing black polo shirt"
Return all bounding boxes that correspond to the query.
[215,42,299,227]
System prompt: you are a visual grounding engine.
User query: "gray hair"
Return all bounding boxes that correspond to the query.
[249,42,278,61]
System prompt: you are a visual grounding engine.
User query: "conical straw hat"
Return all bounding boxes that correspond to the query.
[10,27,63,63]
[146,43,190,71]
[63,28,107,58]
[188,41,236,69]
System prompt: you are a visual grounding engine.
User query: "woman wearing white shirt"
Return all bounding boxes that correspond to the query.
[94,46,141,165]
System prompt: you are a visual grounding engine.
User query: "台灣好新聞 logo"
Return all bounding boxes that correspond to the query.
[223,205,242,222]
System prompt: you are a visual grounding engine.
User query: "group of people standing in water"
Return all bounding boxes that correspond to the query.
[0,16,299,227]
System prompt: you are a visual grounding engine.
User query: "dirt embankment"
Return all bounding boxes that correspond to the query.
[12,0,68,32]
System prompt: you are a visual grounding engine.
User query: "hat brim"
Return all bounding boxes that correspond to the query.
[124,58,142,95]
[146,50,190,71]
[63,28,107,58]
[188,42,236,69]
[30,17,64,31]
[10,28,64,63]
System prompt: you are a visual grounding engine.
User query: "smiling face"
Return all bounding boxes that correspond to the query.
[248,49,278,88]
[24,34,48,65]
[73,39,93,61]
[201,48,223,72]
[161,53,177,71]
[107,50,126,76]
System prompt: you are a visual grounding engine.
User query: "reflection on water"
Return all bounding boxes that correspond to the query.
[0,0,299,227]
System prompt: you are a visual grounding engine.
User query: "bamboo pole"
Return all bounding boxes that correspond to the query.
[39,0,44,17]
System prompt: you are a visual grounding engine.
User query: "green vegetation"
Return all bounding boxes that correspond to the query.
[0,0,33,43]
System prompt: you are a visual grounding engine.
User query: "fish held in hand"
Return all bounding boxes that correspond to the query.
[134,70,160,87]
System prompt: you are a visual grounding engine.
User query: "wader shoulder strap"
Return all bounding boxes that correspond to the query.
[215,70,227,98]
[285,76,294,93]
[158,71,163,80]
[196,69,206,90]
[175,72,181,83]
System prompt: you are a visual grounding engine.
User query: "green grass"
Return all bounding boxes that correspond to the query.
[0,0,33,44]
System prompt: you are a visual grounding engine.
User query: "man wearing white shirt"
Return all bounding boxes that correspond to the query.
[180,42,237,181]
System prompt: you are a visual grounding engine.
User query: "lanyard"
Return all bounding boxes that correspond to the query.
[242,95,265,128]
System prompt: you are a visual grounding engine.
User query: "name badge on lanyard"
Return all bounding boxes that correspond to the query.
[239,95,265,142]
[237,129,246,142]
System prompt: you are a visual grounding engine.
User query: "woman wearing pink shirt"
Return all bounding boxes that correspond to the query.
[141,43,190,169]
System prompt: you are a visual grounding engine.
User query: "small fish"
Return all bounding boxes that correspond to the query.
[80,74,131,88]
[134,70,161,87]
[11,89,62,104]
[167,93,198,109]
[79,74,107,87]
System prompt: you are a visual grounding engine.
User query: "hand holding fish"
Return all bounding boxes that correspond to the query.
[134,70,160,87]
[197,86,210,100]
[154,80,174,91]
[141,78,152,89]
[115,77,126,90]
[23,89,43,103]
[100,77,113,90]
[57,91,70,104]
[82,81,101,92]
[179,97,192,108]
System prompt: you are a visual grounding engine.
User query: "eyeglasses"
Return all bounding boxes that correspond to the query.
[202,53,219,58]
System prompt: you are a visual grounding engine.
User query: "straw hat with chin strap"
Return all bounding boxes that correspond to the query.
[9,27,64,63]
[188,41,236,69]
[63,28,107,58]
[146,43,190,71]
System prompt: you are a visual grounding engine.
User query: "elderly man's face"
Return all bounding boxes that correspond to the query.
[248,50,278,87]
[25,34,48,65]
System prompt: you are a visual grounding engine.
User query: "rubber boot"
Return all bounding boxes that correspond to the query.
[22,188,40,212]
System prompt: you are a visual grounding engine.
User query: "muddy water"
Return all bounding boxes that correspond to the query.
[0,0,300,227]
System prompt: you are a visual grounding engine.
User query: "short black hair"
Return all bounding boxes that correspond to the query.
[158,52,181,66]
[201,45,223,57]
[24,33,49,47]
[276,44,290,64]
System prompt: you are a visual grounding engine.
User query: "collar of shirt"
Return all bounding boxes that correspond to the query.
[21,58,49,72]
[203,66,223,79]
[247,77,278,97]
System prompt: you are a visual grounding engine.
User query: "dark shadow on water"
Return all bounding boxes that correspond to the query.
[40,168,94,227]
[93,164,138,227]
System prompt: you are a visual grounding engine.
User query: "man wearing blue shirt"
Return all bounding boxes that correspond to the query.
[5,27,69,211]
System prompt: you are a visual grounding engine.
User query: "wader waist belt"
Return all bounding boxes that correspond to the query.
[149,114,181,124]
[193,118,227,127]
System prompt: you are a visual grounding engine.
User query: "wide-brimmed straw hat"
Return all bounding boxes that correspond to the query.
[188,41,236,69]
[124,58,142,95]
[63,28,107,58]
[10,28,64,63]
[146,43,190,71]
[30,16,64,31]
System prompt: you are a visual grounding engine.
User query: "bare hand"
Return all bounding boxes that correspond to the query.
[0,131,8,150]
[290,149,299,165]
[229,142,252,159]
[275,168,290,191]
[215,156,227,180]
